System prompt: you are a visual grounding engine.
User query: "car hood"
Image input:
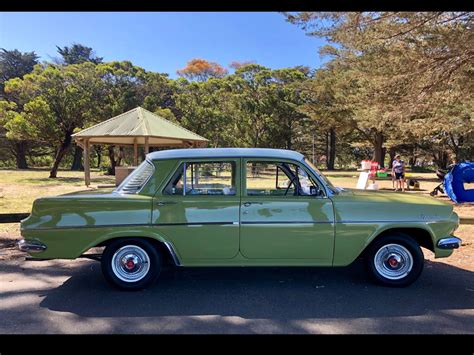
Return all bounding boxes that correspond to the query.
[331,188,455,223]
[336,188,450,206]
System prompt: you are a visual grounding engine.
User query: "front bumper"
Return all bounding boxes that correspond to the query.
[17,239,47,253]
[437,236,462,250]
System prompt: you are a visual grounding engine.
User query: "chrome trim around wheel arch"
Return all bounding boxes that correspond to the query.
[17,239,47,253]
[163,241,181,266]
[437,236,462,249]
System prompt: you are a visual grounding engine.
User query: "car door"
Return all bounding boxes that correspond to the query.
[240,159,335,264]
[152,158,241,260]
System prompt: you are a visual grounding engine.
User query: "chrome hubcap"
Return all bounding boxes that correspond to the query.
[111,245,150,283]
[374,244,413,280]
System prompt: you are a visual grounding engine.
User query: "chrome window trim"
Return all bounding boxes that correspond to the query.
[163,160,237,197]
[244,159,330,199]
[183,162,187,196]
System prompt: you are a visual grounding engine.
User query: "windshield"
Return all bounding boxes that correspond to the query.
[303,158,338,193]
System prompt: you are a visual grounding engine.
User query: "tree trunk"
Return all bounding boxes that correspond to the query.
[372,132,385,167]
[326,128,336,170]
[117,147,124,167]
[95,146,102,168]
[12,141,28,169]
[380,147,386,168]
[49,131,73,178]
[433,149,449,169]
[107,146,117,175]
[286,117,292,150]
[388,147,397,168]
[70,146,84,171]
[325,131,329,166]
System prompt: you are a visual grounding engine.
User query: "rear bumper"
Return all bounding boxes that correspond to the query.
[437,236,462,250]
[17,239,47,253]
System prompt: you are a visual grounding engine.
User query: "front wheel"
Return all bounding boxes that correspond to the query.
[365,233,424,287]
[101,238,161,291]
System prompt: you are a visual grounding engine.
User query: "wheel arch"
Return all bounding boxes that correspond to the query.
[82,231,181,266]
[362,227,435,257]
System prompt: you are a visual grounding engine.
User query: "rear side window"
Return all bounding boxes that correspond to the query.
[164,161,236,196]
[115,160,155,194]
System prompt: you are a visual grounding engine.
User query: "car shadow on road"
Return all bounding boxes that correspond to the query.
[39,259,474,321]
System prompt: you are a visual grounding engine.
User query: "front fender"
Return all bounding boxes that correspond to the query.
[332,221,451,266]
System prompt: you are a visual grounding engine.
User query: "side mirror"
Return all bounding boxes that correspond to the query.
[310,186,323,196]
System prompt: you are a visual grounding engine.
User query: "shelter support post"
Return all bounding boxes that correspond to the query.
[133,138,138,166]
[144,137,149,155]
[84,138,91,187]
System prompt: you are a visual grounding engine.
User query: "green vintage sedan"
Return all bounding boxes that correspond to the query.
[18,148,461,290]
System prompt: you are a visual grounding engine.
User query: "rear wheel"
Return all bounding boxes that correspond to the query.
[365,233,424,287]
[101,238,161,291]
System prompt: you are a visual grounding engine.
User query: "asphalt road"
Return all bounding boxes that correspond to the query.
[1,257,473,334]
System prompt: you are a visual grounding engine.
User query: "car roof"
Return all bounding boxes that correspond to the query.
[147,148,305,161]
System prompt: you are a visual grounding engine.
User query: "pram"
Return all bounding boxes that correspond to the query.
[429,168,450,196]
[430,162,474,203]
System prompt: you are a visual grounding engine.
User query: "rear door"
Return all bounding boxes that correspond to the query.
[152,159,241,260]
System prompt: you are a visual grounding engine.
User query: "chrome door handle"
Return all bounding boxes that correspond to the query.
[156,201,177,206]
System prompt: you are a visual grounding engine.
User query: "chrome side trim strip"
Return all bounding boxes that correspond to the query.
[23,221,237,231]
[154,222,235,226]
[337,220,443,224]
[241,221,332,225]
[437,236,462,249]
[162,241,181,266]
[24,223,147,231]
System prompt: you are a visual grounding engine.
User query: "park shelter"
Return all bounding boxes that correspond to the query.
[72,107,208,186]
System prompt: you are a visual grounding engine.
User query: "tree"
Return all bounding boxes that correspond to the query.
[229,61,256,70]
[263,67,310,151]
[177,58,228,81]
[0,48,39,168]
[55,44,103,170]
[285,12,473,167]
[3,62,103,178]
[0,49,39,96]
[226,64,310,149]
[174,78,235,147]
[56,43,103,65]
[299,63,355,169]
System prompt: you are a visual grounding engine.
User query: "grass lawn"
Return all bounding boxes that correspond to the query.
[0,168,472,269]
[0,168,114,213]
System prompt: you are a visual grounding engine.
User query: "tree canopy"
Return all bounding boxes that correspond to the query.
[0,14,472,177]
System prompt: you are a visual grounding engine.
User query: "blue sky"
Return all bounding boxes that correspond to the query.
[0,12,328,77]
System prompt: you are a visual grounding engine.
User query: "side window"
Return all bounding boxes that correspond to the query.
[297,166,317,196]
[246,161,318,196]
[164,161,236,196]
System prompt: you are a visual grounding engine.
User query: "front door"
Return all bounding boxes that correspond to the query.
[152,159,240,260]
[240,159,335,263]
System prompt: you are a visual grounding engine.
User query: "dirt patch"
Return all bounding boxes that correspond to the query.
[0,236,23,261]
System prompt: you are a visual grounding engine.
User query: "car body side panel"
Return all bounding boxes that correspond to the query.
[151,157,241,260]
[331,190,458,266]
[20,226,167,259]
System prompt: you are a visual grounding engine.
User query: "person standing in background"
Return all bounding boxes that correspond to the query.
[392,155,406,192]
